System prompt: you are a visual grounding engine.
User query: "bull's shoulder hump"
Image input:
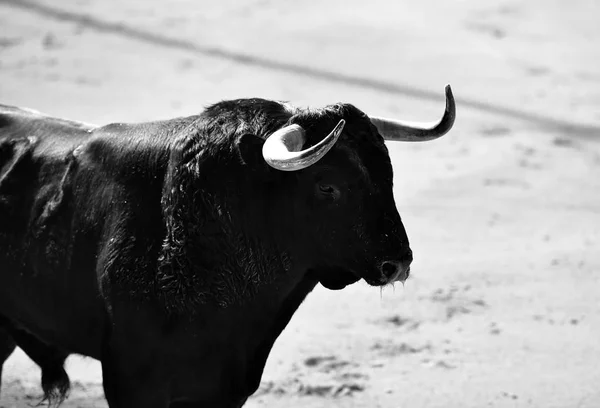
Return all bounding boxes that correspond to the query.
[87,116,199,150]
[75,116,199,173]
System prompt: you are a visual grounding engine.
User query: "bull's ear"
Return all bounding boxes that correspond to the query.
[237,133,266,168]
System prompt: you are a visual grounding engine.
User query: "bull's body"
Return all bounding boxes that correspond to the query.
[0,88,454,407]
[1,101,326,406]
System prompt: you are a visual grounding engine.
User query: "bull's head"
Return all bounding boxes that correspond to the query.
[259,85,455,290]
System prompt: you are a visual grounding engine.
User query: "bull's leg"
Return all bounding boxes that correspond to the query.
[0,326,17,398]
[101,347,170,408]
[10,328,70,405]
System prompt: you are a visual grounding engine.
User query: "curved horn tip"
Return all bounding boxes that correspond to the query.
[444,84,456,119]
[444,84,454,105]
[334,119,346,135]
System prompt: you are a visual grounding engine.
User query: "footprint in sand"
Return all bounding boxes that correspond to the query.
[371,340,432,357]
[380,315,422,331]
[254,355,369,398]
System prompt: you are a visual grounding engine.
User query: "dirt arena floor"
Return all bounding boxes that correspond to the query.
[1,0,599,407]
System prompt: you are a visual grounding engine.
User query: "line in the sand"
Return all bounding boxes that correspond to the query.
[1,0,599,138]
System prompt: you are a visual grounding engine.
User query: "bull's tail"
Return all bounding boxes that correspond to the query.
[38,363,70,408]
[5,327,70,407]
[0,326,17,399]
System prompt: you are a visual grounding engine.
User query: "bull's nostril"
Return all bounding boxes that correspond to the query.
[380,261,398,278]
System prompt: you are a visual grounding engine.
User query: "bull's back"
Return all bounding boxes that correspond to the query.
[0,103,94,144]
[0,104,94,238]
[0,105,105,356]
[0,104,94,223]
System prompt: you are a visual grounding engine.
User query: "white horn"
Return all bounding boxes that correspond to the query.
[262,119,346,171]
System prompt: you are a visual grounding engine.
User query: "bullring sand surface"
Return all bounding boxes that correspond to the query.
[1,0,599,407]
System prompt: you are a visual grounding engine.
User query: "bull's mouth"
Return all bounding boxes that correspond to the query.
[315,261,411,290]
[314,267,361,290]
[364,265,411,287]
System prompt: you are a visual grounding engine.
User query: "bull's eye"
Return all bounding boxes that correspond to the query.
[317,184,340,200]
[319,184,335,194]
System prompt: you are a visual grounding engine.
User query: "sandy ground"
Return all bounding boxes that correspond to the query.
[1,0,599,407]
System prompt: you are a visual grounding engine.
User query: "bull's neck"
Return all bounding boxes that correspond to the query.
[221,265,319,398]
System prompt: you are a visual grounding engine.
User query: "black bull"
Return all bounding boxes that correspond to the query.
[0,90,455,407]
